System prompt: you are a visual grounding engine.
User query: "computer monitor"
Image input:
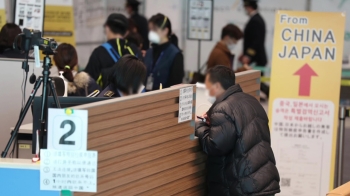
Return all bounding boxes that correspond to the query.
[31,96,110,153]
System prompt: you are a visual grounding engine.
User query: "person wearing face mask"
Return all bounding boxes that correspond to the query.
[195,65,280,196]
[84,13,142,89]
[98,55,146,98]
[144,13,184,91]
[207,24,243,70]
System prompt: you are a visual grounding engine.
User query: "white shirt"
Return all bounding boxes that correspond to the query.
[50,67,77,82]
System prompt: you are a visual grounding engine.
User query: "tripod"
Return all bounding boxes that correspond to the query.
[1,53,61,158]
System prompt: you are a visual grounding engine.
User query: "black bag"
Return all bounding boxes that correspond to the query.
[190,63,207,84]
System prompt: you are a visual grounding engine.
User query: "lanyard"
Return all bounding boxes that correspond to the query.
[124,40,135,56]
[152,52,164,72]
[117,38,135,56]
[117,39,122,56]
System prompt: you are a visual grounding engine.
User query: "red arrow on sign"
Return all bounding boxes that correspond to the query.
[294,64,318,96]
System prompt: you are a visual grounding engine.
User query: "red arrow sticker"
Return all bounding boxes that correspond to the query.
[294,64,318,97]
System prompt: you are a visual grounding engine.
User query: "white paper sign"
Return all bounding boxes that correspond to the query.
[188,0,213,40]
[48,108,88,151]
[40,149,98,192]
[271,98,334,196]
[14,0,45,31]
[178,87,194,123]
[276,139,322,196]
[34,45,40,68]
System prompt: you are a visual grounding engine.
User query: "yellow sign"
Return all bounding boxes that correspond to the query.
[42,1,75,68]
[19,144,31,149]
[43,4,75,46]
[268,11,345,195]
[0,0,6,28]
[0,9,5,28]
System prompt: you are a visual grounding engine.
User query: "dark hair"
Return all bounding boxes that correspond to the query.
[251,2,258,9]
[245,2,258,10]
[105,15,128,36]
[149,13,172,37]
[109,54,147,94]
[126,32,143,49]
[221,24,243,40]
[207,65,235,90]
[128,18,138,33]
[53,43,78,82]
[0,23,22,49]
[126,0,140,12]
[170,33,179,49]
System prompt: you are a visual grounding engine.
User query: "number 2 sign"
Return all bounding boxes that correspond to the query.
[47,108,88,151]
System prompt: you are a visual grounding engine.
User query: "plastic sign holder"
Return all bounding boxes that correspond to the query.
[40,108,97,193]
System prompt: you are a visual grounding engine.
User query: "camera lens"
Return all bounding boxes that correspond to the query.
[51,42,58,50]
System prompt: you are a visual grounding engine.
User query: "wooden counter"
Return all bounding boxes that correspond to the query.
[4,70,261,195]
[71,70,261,195]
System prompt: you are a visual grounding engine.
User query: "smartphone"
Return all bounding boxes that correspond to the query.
[196,116,206,122]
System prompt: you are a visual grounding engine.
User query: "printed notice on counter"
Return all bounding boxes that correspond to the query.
[178,86,193,123]
[271,98,334,196]
[40,149,98,192]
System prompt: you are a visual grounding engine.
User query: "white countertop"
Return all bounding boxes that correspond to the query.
[0,158,39,170]
[12,123,33,134]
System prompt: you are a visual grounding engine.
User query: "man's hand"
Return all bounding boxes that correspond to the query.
[203,113,210,125]
[243,64,253,70]
[195,113,210,137]
[241,55,251,64]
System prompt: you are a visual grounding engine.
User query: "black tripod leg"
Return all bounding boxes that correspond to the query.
[49,79,61,108]
[39,76,50,151]
[1,78,43,158]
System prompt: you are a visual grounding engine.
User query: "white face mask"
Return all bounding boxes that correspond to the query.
[148,31,161,44]
[205,89,216,104]
[227,43,236,51]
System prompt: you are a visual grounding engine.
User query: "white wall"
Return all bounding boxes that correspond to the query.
[183,0,308,72]
[74,0,145,69]
[0,59,43,154]
[5,0,14,22]
[140,0,309,72]
[71,0,310,72]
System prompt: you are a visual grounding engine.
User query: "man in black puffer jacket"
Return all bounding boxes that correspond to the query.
[195,66,280,196]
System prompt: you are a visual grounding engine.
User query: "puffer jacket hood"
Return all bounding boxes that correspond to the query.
[67,71,90,95]
[67,71,101,97]
[195,84,280,196]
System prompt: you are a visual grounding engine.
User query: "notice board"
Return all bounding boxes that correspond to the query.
[187,0,213,41]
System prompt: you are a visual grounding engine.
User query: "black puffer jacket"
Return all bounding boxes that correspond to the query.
[195,84,280,196]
